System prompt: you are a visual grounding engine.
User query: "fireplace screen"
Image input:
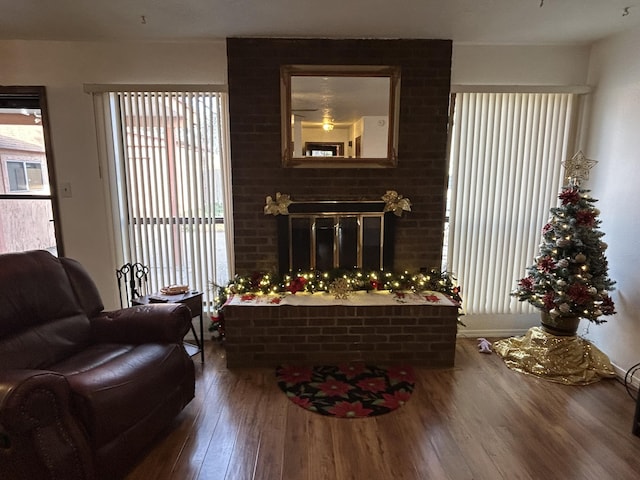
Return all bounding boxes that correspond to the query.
[277,202,395,273]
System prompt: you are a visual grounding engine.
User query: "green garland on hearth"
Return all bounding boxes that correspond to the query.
[209,268,464,337]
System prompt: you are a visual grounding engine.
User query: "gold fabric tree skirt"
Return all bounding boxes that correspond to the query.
[493,327,615,385]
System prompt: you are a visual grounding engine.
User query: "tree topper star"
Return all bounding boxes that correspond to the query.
[562,151,598,185]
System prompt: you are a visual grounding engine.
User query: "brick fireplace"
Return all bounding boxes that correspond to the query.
[225,38,455,367]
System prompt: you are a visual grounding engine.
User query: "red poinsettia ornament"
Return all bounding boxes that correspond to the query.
[286,276,308,294]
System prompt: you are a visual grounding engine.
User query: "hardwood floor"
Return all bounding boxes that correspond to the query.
[125,338,640,480]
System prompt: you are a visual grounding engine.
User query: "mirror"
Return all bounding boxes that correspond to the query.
[281,65,401,168]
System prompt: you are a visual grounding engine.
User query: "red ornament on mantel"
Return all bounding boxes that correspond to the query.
[286,276,308,294]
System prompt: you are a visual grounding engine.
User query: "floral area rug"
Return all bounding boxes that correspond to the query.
[275,364,415,418]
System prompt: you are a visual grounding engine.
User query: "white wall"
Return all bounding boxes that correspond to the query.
[452,44,591,86]
[361,116,388,158]
[451,43,592,337]
[0,40,227,309]
[581,27,640,374]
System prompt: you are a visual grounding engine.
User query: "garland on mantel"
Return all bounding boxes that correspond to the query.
[209,268,464,339]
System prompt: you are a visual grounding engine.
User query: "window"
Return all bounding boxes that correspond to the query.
[91,88,233,312]
[0,86,61,256]
[7,161,44,192]
[444,91,579,315]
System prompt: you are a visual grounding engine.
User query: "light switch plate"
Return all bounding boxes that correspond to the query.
[60,182,72,198]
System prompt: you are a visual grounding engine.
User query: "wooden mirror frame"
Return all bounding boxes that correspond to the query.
[281,65,401,168]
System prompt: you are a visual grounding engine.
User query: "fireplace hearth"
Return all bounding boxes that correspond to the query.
[224,298,459,368]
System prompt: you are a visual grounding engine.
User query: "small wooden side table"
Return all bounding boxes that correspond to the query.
[133,291,204,363]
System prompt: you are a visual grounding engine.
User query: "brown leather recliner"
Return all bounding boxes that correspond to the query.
[0,250,196,479]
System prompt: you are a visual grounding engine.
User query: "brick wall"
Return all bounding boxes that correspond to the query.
[224,304,458,367]
[227,38,453,274]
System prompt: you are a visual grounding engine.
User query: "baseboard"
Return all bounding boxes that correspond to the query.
[457,329,530,338]
[612,361,640,392]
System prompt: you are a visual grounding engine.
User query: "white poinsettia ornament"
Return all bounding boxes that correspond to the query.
[264,192,292,216]
[382,190,412,217]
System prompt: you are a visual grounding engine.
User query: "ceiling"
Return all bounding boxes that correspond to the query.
[1,0,639,45]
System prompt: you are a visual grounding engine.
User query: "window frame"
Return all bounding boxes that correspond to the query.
[0,86,64,256]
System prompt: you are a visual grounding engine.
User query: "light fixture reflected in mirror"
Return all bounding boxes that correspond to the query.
[322,118,334,131]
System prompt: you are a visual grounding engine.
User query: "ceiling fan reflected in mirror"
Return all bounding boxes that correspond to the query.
[292,108,318,120]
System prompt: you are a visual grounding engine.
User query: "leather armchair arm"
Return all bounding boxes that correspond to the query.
[0,369,93,479]
[90,303,191,344]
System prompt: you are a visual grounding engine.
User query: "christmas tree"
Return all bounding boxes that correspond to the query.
[512,181,616,325]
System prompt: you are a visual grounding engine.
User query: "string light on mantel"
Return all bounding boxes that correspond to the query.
[562,150,598,186]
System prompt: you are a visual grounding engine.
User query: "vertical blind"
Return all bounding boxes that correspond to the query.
[446,92,576,315]
[95,90,233,311]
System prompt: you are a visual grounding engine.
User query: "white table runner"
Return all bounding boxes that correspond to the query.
[225,290,458,307]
